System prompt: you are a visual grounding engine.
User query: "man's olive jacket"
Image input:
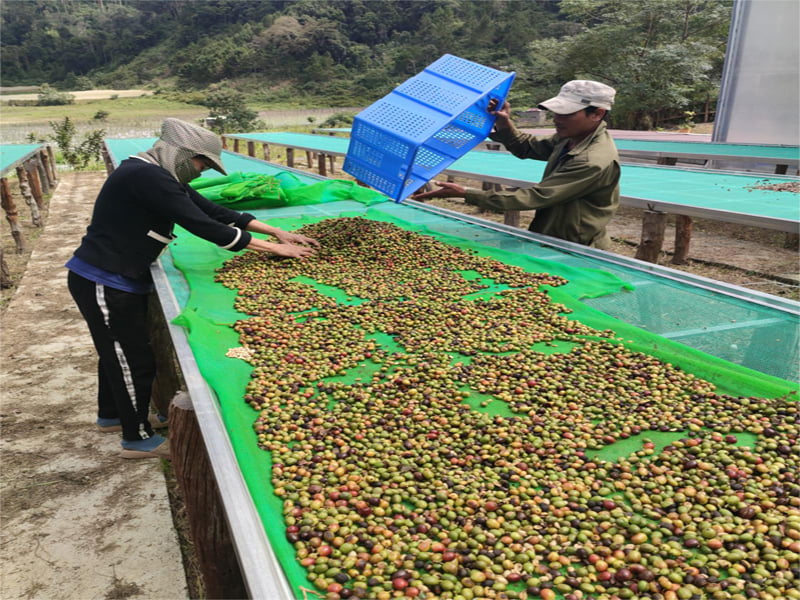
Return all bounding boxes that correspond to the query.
[464,121,620,249]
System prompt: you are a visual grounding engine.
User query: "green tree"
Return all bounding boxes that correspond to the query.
[203,87,258,133]
[48,117,105,169]
[37,83,74,106]
[528,0,731,129]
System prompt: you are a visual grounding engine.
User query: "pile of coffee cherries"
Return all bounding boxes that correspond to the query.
[215,218,798,600]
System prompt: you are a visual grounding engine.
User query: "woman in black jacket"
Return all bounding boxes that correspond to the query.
[67,118,318,459]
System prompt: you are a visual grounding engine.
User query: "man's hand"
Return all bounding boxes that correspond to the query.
[488,99,512,130]
[411,181,467,201]
[274,231,320,248]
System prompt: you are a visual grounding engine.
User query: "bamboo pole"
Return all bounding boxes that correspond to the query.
[1,178,26,253]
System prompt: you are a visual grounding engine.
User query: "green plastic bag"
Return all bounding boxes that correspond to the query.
[189,171,388,210]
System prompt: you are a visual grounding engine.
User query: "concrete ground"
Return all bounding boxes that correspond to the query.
[0,172,188,600]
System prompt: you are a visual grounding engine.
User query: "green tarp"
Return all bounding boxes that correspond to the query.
[165,196,796,598]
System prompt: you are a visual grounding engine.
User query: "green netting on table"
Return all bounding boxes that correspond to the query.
[189,171,388,210]
[165,203,797,599]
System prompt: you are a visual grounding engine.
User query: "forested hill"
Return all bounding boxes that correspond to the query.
[2,0,732,128]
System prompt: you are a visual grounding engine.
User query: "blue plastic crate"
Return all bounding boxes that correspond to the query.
[343,54,515,201]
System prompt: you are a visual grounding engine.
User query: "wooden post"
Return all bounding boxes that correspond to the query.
[221,136,228,150]
[46,146,58,183]
[0,248,11,289]
[15,166,42,227]
[671,215,693,265]
[328,155,336,174]
[504,211,521,228]
[35,156,50,195]
[306,151,313,168]
[233,138,240,154]
[1,178,26,253]
[657,156,678,166]
[317,153,328,177]
[262,143,270,162]
[39,150,56,189]
[101,147,115,175]
[170,392,247,600]
[775,164,788,175]
[25,161,44,211]
[286,148,295,168]
[148,293,185,416]
[635,210,667,263]
[247,141,255,158]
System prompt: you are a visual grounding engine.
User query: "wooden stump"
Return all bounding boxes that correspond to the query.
[1,178,26,253]
[635,210,667,263]
[671,215,693,265]
[39,150,56,189]
[170,392,247,600]
[504,211,521,228]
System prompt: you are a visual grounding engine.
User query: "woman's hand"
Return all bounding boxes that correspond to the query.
[246,238,317,258]
[411,181,467,201]
[274,231,320,248]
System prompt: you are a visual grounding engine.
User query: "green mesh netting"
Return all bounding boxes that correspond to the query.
[166,200,797,599]
[190,171,388,210]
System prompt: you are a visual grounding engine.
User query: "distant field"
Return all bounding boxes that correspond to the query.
[0,94,362,144]
[0,89,152,101]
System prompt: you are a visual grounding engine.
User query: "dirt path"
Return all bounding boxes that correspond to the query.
[0,172,187,600]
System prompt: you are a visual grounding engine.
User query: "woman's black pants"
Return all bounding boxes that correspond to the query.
[68,270,157,441]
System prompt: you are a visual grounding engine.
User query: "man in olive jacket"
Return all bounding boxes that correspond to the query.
[413,80,620,249]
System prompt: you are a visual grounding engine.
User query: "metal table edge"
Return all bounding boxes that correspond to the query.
[151,259,295,600]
